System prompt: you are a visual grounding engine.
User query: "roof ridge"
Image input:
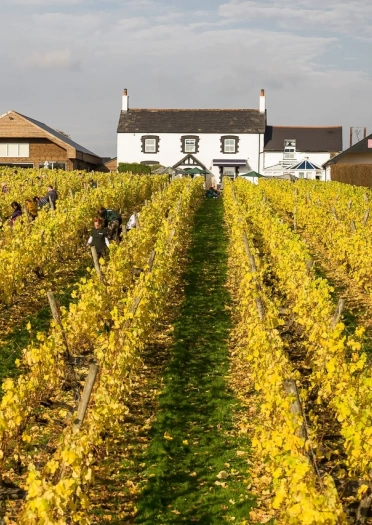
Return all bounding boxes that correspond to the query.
[127,108,259,112]
[267,125,342,129]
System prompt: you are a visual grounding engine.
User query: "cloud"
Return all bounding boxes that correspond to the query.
[219,0,372,35]
[23,49,81,71]
[4,0,84,4]
[0,0,371,157]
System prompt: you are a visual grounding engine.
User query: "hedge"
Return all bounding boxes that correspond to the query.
[331,164,372,188]
[118,163,151,175]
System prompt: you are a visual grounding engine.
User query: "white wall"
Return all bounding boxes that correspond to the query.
[117,132,264,183]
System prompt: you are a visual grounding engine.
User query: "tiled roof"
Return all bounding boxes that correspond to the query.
[264,126,342,152]
[117,109,266,134]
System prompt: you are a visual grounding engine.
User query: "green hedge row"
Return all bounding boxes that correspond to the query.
[118,162,151,175]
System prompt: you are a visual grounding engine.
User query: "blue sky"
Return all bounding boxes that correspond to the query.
[0,0,370,156]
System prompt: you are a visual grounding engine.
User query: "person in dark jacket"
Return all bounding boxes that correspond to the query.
[46,185,58,209]
[9,202,22,226]
[98,207,122,241]
[86,218,110,258]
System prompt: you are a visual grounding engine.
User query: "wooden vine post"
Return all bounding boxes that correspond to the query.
[47,292,62,327]
[72,364,99,433]
[283,380,307,441]
[47,292,79,395]
[331,298,345,329]
[363,209,369,226]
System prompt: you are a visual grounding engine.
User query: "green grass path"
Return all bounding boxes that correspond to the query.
[135,199,254,524]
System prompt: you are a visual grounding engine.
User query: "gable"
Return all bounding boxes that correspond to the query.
[173,154,206,170]
[0,111,100,159]
[0,111,50,139]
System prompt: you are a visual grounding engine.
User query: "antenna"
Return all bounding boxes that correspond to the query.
[350,127,367,147]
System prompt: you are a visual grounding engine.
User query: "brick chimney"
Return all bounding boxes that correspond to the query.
[259,89,266,113]
[122,88,129,112]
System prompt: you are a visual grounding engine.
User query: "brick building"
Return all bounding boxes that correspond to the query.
[0,110,102,171]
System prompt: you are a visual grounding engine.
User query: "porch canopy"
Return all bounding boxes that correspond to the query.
[213,159,247,166]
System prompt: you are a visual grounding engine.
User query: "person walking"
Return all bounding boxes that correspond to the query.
[98,207,122,241]
[86,217,110,259]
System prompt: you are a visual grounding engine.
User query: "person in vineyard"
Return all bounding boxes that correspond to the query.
[98,207,122,241]
[1,182,9,194]
[86,217,110,258]
[46,185,58,208]
[25,198,38,221]
[9,202,22,226]
[126,212,138,231]
[34,195,48,209]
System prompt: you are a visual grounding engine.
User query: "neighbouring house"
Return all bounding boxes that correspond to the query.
[104,157,117,172]
[263,126,343,181]
[117,89,267,184]
[116,89,343,184]
[323,133,372,185]
[0,110,102,171]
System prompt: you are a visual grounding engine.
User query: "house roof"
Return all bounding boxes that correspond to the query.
[9,111,100,158]
[264,126,343,152]
[117,109,266,134]
[324,133,372,166]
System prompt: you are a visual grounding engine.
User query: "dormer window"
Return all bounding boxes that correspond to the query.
[284,139,296,160]
[220,135,240,154]
[141,135,160,154]
[181,135,200,154]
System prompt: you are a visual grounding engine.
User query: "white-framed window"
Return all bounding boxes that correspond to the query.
[144,139,156,153]
[224,139,236,153]
[0,143,30,157]
[298,172,304,179]
[284,139,296,160]
[185,139,196,153]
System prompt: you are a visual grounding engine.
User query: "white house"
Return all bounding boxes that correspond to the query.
[117,89,342,183]
[263,126,342,181]
[117,89,267,184]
